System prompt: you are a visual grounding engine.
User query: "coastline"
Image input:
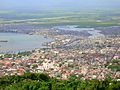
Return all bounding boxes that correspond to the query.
[0,32,54,53]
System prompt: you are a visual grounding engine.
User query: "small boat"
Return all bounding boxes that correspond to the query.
[0,40,8,42]
[44,35,48,38]
[29,33,33,35]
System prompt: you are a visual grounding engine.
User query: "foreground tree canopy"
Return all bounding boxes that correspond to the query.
[0,73,120,90]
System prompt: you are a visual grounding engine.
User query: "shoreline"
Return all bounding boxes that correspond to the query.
[0,25,119,54]
[0,32,54,54]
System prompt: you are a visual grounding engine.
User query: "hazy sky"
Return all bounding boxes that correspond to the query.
[0,0,120,10]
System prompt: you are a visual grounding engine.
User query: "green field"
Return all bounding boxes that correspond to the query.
[0,9,120,27]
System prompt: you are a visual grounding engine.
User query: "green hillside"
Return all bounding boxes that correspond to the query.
[0,73,120,90]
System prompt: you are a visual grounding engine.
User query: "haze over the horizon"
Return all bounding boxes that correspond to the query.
[0,0,120,11]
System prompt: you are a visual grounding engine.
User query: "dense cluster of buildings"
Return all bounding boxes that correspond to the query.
[0,35,120,80]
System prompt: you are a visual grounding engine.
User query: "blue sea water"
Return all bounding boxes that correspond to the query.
[0,33,53,53]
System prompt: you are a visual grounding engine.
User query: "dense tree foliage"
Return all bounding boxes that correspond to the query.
[108,59,120,71]
[18,51,32,56]
[0,73,120,90]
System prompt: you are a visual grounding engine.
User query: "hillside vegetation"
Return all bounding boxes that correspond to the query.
[0,73,120,90]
